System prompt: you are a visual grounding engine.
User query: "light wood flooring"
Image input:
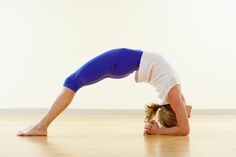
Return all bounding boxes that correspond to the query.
[0,111,236,157]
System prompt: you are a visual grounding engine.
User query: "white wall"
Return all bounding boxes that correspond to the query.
[0,0,235,109]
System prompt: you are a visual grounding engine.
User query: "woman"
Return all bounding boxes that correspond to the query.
[17,48,192,136]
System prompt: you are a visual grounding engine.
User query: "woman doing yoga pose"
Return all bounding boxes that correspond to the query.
[17,48,192,136]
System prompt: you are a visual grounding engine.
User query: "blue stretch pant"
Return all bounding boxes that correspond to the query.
[63,48,143,92]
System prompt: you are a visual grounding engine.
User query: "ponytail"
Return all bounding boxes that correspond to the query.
[144,103,161,123]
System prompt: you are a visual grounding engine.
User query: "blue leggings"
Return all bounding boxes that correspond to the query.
[63,48,143,92]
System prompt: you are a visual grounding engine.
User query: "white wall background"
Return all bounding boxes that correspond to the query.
[0,0,235,109]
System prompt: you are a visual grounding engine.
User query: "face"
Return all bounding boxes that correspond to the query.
[186,105,192,118]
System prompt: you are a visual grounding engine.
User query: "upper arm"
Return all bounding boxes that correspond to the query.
[167,85,190,135]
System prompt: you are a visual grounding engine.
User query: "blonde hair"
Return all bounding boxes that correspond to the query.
[145,103,177,127]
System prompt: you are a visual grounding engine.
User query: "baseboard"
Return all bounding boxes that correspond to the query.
[0,108,143,115]
[0,108,236,115]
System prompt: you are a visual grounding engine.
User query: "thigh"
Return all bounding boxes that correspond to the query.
[64,48,142,92]
[77,48,142,82]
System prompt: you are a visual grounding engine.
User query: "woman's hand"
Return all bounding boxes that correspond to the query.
[144,120,160,135]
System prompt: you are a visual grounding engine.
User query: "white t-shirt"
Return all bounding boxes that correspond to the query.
[135,51,181,105]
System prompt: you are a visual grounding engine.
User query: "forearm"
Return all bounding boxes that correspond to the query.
[156,126,190,136]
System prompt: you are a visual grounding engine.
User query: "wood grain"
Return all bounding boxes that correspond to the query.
[0,113,236,157]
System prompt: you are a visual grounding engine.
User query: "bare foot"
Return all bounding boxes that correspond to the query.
[17,124,48,136]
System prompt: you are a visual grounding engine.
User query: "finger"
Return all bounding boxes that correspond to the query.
[145,127,151,131]
[146,123,153,127]
[144,124,151,129]
[144,128,150,132]
[143,132,150,135]
[144,125,151,129]
[144,131,150,135]
[144,127,149,131]
[144,132,151,135]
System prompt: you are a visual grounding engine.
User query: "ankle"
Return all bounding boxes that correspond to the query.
[36,122,48,130]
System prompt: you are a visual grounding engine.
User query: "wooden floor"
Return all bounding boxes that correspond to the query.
[0,112,236,157]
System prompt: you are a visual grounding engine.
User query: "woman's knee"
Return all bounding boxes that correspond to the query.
[63,74,84,92]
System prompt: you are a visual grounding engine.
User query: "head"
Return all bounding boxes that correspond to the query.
[145,103,192,128]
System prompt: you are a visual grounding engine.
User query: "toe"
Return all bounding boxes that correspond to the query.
[17,131,24,136]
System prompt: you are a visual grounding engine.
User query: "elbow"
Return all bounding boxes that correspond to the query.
[179,127,190,136]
